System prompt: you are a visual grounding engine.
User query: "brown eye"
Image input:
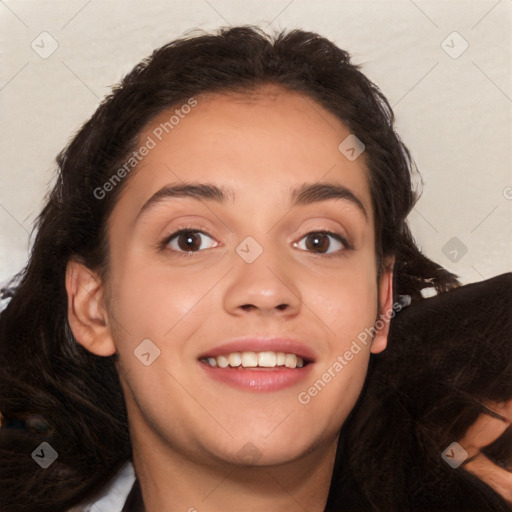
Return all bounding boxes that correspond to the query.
[295,231,347,254]
[305,233,330,252]
[166,229,216,253]
[177,231,201,251]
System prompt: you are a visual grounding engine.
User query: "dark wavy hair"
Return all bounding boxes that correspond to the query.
[328,272,512,512]
[0,25,460,512]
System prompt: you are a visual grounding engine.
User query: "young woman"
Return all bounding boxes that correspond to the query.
[0,25,507,511]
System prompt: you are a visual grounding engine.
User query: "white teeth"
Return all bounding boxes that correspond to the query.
[285,353,297,369]
[258,351,277,367]
[217,355,229,368]
[228,352,241,367]
[203,351,306,369]
[241,351,258,367]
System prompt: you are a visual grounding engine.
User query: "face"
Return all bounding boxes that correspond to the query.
[94,86,393,466]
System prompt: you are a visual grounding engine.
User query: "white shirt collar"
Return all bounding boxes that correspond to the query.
[68,460,136,512]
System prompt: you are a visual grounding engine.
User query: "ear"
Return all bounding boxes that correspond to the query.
[370,257,394,354]
[65,258,116,356]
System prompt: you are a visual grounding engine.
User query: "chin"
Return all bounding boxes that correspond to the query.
[207,431,326,468]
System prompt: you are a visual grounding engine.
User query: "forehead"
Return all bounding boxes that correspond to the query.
[113,86,373,223]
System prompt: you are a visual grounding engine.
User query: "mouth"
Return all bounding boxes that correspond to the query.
[198,339,315,392]
[200,350,310,369]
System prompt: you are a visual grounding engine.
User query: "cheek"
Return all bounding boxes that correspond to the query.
[108,257,207,338]
[292,257,378,408]
[310,259,379,339]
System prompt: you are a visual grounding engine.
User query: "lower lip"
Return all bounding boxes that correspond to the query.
[198,361,314,392]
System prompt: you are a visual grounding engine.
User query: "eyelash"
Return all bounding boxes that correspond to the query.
[158,226,352,258]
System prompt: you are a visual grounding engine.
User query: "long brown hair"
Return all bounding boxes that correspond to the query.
[0,25,458,512]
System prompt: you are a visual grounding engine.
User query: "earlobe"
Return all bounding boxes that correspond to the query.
[65,258,117,357]
[370,259,395,354]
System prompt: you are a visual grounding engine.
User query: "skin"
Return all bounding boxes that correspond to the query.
[65,85,393,511]
[461,400,512,504]
[63,85,512,510]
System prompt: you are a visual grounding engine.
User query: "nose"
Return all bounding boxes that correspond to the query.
[223,243,302,318]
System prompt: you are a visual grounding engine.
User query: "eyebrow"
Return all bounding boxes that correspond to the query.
[135,181,367,221]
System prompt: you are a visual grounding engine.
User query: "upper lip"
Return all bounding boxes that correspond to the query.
[198,337,317,363]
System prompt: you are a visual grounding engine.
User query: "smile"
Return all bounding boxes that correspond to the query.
[199,352,313,392]
[200,351,306,369]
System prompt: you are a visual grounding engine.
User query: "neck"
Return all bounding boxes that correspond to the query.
[130,425,338,512]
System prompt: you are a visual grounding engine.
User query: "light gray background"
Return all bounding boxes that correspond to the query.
[1,0,511,286]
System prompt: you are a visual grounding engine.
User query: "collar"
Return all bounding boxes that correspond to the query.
[121,478,144,512]
[70,461,136,512]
